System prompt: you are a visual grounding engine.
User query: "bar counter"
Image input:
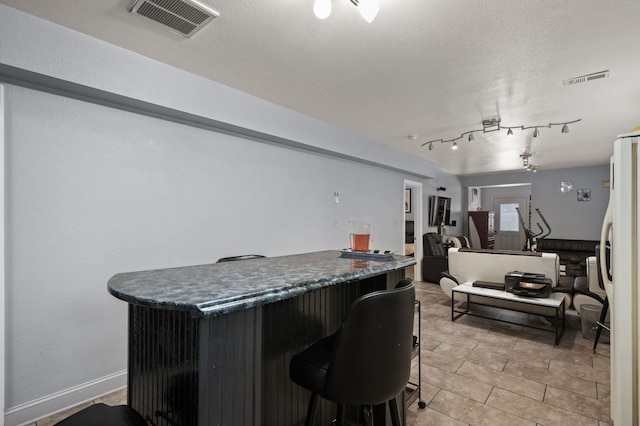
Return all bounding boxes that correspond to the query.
[108,250,415,425]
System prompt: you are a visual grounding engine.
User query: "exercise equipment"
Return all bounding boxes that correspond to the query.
[516,206,551,251]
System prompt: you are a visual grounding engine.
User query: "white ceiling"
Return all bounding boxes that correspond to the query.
[3,0,640,176]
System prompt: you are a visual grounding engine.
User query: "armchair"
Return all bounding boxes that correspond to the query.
[422,233,448,283]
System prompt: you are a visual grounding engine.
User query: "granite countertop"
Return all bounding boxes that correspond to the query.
[108,250,415,317]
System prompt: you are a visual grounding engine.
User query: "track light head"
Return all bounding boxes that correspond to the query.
[468,132,474,142]
[533,128,539,138]
[428,142,433,151]
[561,123,569,133]
[350,0,379,23]
[451,141,458,150]
[507,128,513,136]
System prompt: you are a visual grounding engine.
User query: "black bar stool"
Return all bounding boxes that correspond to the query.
[53,403,147,426]
[290,278,415,426]
[593,245,611,352]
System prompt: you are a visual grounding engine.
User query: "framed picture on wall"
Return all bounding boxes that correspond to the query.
[577,189,591,201]
[405,189,412,213]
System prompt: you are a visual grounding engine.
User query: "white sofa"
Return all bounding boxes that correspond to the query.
[439,248,573,313]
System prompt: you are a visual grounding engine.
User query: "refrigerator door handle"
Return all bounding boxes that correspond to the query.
[600,187,614,299]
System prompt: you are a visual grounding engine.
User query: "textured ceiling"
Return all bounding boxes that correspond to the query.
[3,0,640,175]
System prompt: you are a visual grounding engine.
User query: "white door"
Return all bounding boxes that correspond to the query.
[492,197,527,250]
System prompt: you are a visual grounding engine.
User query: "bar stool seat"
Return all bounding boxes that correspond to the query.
[290,278,415,426]
[53,403,147,426]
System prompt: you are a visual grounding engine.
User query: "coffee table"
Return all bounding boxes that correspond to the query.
[451,284,565,345]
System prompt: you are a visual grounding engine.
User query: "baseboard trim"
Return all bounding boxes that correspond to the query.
[5,370,127,426]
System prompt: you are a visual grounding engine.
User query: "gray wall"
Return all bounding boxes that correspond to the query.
[461,165,610,240]
[0,6,444,424]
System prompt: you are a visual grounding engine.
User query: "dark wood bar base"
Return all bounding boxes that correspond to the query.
[127,270,405,425]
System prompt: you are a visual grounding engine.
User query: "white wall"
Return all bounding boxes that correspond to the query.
[0,6,439,424]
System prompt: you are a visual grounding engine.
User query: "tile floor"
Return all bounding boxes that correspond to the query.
[31,280,611,426]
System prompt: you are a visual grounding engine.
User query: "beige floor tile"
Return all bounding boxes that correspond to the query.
[433,341,508,371]
[94,387,127,405]
[549,359,610,385]
[486,387,599,426]
[428,389,536,426]
[504,358,598,399]
[456,361,546,401]
[422,365,493,403]
[423,349,465,373]
[406,405,468,426]
[544,385,612,423]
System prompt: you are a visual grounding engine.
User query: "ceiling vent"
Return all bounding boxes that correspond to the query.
[563,70,610,86]
[129,0,219,38]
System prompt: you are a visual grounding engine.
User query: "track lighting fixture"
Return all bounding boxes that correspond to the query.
[520,152,539,172]
[350,0,380,23]
[314,0,380,22]
[418,117,581,151]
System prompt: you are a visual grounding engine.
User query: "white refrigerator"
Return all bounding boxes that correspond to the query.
[600,130,640,424]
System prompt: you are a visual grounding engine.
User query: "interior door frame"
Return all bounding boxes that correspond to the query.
[404,180,423,281]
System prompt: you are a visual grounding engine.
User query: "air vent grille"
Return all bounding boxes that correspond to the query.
[563,70,610,86]
[129,0,218,37]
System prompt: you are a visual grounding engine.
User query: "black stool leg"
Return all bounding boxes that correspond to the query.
[388,398,401,426]
[336,404,345,425]
[593,297,609,352]
[305,393,320,426]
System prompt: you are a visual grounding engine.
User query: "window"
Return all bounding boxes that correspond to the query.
[499,203,520,232]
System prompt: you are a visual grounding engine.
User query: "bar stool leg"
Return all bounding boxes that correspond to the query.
[305,393,320,426]
[388,398,401,426]
[593,297,609,352]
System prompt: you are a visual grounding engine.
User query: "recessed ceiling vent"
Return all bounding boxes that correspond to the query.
[129,0,219,38]
[563,70,610,86]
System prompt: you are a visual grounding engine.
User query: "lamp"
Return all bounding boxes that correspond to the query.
[419,117,581,151]
[313,0,332,19]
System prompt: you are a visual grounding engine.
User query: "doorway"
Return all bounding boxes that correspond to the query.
[404,180,423,281]
[492,196,528,250]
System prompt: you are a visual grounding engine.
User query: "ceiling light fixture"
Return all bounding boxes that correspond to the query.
[520,152,539,172]
[419,117,581,151]
[451,141,458,150]
[313,0,332,19]
[350,0,380,23]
